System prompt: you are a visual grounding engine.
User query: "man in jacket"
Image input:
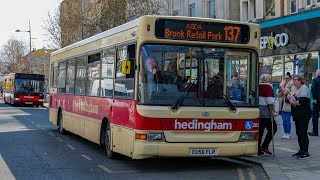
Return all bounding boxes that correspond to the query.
[308,69,320,136]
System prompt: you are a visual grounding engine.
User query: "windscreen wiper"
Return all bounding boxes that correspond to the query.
[171,76,201,110]
[210,82,236,112]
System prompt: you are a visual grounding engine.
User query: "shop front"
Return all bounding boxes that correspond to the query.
[259,8,320,88]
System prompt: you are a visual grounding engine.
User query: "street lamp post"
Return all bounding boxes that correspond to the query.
[15,21,32,74]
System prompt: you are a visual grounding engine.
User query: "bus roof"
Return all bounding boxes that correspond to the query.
[51,15,260,61]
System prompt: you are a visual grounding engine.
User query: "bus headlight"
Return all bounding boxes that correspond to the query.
[39,99,45,102]
[14,98,20,101]
[135,132,164,141]
[239,132,258,142]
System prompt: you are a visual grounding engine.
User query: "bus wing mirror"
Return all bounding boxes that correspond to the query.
[121,60,131,75]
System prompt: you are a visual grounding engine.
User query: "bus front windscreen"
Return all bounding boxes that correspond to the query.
[15,79,44,94]
[138,44,259,107]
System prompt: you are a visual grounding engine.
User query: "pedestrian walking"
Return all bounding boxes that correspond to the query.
[308,69,320,136]
[258,74,277,155]
[277,72,294,139]
[289,74,311,159]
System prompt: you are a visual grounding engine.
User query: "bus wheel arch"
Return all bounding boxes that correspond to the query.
[100,117,119,159]
[57,107,66,135]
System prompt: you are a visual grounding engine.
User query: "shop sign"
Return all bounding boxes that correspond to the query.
[260,32,290,49]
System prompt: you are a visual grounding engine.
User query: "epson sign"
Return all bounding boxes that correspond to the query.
[260,32,290,49]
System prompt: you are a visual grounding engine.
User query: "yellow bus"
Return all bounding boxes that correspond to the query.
[49,15,260,159]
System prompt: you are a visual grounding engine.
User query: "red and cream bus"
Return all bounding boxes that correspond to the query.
[49,16,260,159]
[3,73,45,106]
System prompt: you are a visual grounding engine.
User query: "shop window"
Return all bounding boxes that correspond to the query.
[209,0,216,18]
[265,0,275,17]
[66,59,76,94]
[101,48,115,97]
[75,57,87,95]
[189,3,195,17]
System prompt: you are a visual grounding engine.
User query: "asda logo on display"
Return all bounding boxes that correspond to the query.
[260,32,290,50]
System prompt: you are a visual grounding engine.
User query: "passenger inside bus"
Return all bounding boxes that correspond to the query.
[207,72,224,99]
[226,74,246,101]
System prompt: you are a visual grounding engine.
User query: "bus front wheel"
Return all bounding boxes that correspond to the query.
[58,110,66,135]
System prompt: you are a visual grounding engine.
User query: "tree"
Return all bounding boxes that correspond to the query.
[44,0,169,48]
[0,38,29,75]
[126,0,169,21]
[42,6,61,49]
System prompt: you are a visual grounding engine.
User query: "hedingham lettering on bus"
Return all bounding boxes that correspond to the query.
[174,119,232,132]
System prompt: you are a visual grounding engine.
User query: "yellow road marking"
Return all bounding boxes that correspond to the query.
[248,168,256,180]
[98,165,112,173]
[81,155,92,160]
[67,144,76,150]
[237,168,245,180]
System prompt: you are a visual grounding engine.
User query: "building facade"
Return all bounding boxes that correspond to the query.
[169,0,240,20]
[241,0,320,85]
[30,48,54,83]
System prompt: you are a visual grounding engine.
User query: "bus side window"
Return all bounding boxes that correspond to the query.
[114,44,135,99]
[101,48,115,97]
[58,61,67,93]
[75,56,87,95]
[86,53,101,96]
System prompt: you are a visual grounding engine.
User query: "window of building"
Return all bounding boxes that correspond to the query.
[75,56,87,95]
[209,0,216,18]
[115,44,135,99]
[101,48,115,97]
[306,0,311,6]
[66,59,76,94]
[242,1,248,21]
[189,3,195,17]
[317,0,320,4]
[289,0,297,13]
[172,10,178,16]
[57,61,66,93]
[86,53,101,96]
[265,0,275,17]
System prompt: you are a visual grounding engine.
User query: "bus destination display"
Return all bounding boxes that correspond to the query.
[155,19,250,44]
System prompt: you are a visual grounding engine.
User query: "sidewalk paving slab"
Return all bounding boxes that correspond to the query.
[241,115,320,180]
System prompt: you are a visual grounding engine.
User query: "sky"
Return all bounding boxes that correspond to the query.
[0,0,61,50]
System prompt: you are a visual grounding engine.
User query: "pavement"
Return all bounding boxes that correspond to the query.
[242,115,320,180]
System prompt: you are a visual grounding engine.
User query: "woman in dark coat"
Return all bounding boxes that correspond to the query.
[289,74,311,159]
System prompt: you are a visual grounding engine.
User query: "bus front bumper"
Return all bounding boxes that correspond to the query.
[133,141,258,159]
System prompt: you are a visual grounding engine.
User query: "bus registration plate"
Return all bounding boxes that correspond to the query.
[25,102,33,104]
[190,149,217,156]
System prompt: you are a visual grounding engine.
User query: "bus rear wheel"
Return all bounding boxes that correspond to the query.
[58,111,66,135]
[104,123,119,159]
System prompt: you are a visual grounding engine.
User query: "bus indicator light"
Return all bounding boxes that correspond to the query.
[135,133,147,140]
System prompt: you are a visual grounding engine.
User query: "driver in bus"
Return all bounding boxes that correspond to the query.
[141,56,164,96]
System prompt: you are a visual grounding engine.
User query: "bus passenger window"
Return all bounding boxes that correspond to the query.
[58,61,66,93]
[86,53,101,96]
[75,56,87,95]
[101,48,115,97]
[115,45,135,99]
[66,59,76,94]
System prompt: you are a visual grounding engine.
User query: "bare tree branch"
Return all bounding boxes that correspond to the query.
[0,38,29,75]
